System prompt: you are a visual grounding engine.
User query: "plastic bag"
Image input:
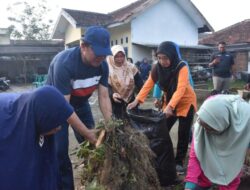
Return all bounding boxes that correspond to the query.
[127,108,168,139]
[127,108,176,186]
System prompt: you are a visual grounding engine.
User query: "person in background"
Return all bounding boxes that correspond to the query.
[135,61,141,71]
[106,45,143,119]
[185,95,250,190]
[127,57,133,64]
[46,26,112,190]
[0,86,96,190]
[208,41,235,93]
[128,41,197,174]
[139,57,152,82]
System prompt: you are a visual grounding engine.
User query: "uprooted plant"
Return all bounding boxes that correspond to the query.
[77,119,161,190]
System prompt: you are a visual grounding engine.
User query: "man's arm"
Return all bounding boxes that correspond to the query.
[208,56,219,67]
[231,64,236,79]
[98,84,112,121]
[230,55,236,78]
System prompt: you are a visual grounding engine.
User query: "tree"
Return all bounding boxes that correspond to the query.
[7,0,53,40]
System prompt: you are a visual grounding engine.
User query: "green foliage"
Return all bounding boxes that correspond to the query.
[77,141,105,163]
[7,0,53,40]
[85,179,105,190]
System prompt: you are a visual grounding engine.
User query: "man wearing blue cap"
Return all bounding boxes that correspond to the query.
[46,26,112,190]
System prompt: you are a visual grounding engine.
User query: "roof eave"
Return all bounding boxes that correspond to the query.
[107,22,126,28]
[51,9,78,39]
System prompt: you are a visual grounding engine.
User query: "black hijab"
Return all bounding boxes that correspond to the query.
[152,41,185,102]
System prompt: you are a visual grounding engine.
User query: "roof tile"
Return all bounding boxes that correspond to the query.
[199,19,250,45]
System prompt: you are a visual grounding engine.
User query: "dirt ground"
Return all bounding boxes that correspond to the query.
[3,84,250,190]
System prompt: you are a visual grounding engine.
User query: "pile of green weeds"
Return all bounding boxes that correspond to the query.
[77,119,161,190]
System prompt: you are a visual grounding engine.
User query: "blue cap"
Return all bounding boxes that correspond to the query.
[82,26,112,56]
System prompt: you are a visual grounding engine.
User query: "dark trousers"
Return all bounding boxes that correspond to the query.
[166,105,194,166]
[55,101,94,190]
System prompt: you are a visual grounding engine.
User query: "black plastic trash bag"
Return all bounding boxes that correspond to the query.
[150,138,177,186]
[127,108,177,186]
[127,108,168,139]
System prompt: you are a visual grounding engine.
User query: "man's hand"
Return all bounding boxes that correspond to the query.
[209,57,220,67]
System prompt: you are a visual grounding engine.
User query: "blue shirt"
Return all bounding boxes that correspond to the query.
[211,51,234,78]
[46,47,109,107]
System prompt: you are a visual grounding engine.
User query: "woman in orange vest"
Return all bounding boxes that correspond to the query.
[128,41,197,174]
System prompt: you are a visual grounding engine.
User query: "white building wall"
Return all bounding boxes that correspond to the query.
[0,36,10,45]
[132,45,153,63]
[109,24,132,57]
[131,0,198,46]
[65,25,81,45]
[0,28,10,45]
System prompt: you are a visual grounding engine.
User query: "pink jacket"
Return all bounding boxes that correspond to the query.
[185,140,241,190]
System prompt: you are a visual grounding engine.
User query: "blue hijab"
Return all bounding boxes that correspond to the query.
[0,86,73,190]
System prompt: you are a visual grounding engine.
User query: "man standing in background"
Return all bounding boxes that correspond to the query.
[209,41,235,92]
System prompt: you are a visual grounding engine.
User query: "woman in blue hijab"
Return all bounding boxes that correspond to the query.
[0,86,96,190]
